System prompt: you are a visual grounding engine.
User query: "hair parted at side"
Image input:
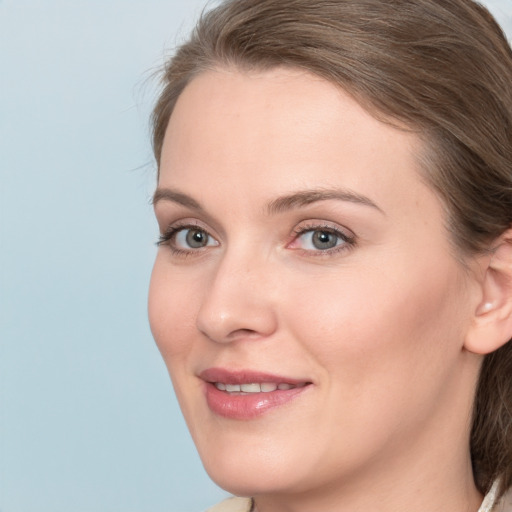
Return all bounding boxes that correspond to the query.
[151,0,512,497]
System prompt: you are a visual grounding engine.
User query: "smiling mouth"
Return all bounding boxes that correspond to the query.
[213,382,308,393]
[200,368,312,418]
[200,368,313,418]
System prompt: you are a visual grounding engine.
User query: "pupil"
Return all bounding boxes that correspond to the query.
[313,230,337,249]
[187,229,207,248]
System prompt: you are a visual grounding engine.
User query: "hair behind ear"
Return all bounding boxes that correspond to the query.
[471,341,512,496]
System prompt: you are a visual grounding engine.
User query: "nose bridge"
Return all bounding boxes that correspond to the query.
[196,242,277,343]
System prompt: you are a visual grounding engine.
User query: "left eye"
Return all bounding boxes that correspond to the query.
[296,229,348,251]
[175,228,217,249]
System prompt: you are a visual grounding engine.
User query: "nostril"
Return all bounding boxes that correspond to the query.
[199,327,263,344]
[226,328,262,341]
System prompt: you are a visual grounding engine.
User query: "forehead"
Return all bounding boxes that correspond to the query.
[159,67,433,219]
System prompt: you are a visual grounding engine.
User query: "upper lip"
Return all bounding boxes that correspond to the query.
[199,367,310,386]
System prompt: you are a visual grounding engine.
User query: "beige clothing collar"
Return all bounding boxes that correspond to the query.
[482,480,512,512]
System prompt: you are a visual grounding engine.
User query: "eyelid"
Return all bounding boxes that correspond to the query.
[154,202,224,239]
[291,219,355,239]
[288,220,356,255]
[157,219,220,254]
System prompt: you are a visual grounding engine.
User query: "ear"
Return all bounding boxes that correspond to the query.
[464,230,512,355]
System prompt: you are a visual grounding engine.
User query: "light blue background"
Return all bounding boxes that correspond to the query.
[1,1,511,511]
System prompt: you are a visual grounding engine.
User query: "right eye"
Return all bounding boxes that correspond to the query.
[175,227,217,249]
[158,225,219,253]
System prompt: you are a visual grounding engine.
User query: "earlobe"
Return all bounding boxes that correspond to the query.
[464,231,512,355]
[475,301,494,315]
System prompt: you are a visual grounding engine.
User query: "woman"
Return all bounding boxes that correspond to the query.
[148,0,512,511]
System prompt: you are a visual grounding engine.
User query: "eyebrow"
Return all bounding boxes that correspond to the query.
[267,188,384,215]
[152,187,384,215]
[152,188,204,212]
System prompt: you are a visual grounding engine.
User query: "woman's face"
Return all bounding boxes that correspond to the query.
[149,68,479,499]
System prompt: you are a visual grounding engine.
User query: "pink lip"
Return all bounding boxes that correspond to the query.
[200,367,312,420]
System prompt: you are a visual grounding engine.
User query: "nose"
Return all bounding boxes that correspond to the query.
[196,250,278,343]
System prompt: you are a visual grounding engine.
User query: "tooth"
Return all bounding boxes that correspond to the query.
[278,383,294,390]
[261,383,278,392]
[226,384,241,392]
[215,382,226,391]
[241,383,261,393]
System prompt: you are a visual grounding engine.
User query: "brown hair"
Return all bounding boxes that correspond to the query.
[151,0,512,496]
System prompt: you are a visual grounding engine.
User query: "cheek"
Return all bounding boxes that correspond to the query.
[281,252,469,389]
[274,255,471,469]
[148,255,198,362]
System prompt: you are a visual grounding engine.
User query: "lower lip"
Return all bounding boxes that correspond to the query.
[204,382,310,420]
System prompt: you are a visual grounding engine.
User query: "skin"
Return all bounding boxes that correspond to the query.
[148,68,487,512]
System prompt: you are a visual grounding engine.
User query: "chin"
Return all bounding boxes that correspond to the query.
[197,432,328,499]
[205,463,294,498]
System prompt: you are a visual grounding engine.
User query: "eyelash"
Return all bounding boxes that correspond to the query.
[290,223,356,256]
[156,222,213,257]
[156,222,356,257]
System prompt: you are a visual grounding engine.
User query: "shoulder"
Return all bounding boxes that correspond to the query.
[205,496,252,512]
